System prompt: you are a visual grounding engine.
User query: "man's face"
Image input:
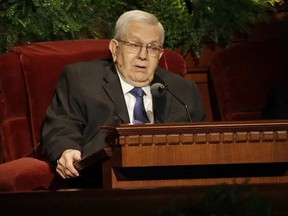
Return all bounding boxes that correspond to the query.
[109,22,163,87]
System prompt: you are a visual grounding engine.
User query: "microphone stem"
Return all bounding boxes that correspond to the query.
[167,89,192,122]
[184,104,192,122]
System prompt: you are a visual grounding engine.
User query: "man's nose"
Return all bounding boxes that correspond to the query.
[137,45,148,59]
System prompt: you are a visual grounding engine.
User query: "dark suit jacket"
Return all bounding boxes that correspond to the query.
[41,59,206,163]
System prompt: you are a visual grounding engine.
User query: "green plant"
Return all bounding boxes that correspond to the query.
[140,0,275,57]
[0,0,127,53]
[152,183,273,216]
[0,0,277,56]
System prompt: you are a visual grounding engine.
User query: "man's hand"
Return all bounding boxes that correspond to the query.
[56,149,81,179]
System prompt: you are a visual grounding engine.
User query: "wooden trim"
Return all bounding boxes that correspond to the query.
[109,176,288,189]
[100,120,288,136]
[99,121,288,188]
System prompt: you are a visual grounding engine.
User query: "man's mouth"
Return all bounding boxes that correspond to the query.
[135,65,147,71]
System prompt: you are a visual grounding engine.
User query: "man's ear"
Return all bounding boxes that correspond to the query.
[109,39,118,62]
[158,49,164,60]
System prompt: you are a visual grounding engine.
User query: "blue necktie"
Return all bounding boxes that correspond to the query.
[130,87,150,124]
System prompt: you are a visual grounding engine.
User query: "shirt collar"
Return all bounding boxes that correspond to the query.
[116,70,152,98]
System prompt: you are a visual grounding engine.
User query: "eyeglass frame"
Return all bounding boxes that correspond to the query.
[116,39,164,57]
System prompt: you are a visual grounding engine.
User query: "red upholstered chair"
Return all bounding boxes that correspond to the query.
[0,39,186,191]
[209,40,288,121]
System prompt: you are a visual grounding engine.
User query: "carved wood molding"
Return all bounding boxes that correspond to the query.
[116,131,287,147]
[101,120,288,147]
[99,121,288,188]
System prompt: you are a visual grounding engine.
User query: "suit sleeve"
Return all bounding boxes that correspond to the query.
[41,65,86,164]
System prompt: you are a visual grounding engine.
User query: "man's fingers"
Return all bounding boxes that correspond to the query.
[56,149,82,179]
[57,163,79,178]
[65,163,80,177]
[56,164,67,179]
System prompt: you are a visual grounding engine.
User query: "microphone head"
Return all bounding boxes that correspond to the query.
[151,83,166,97]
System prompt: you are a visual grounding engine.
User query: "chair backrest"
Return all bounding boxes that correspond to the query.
[209,40,288,121]
[0,39,186,162]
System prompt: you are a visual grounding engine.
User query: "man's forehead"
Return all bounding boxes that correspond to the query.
[125,23,162,43]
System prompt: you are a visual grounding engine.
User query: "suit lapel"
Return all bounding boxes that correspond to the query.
[102,64,130,124]
[101,65,174,124]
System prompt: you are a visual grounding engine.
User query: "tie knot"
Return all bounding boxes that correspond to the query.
[130,87,145,98]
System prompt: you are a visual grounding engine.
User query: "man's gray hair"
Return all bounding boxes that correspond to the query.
[114,10,165,46]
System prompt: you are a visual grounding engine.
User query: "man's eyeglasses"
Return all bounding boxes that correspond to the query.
[117,40,163,57]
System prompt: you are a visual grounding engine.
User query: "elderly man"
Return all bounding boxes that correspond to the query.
[41,10,206,182]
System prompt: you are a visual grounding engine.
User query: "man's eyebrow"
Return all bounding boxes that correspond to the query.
[128,37,160,44]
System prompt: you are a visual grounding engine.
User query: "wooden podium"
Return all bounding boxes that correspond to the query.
[75,120,288,189]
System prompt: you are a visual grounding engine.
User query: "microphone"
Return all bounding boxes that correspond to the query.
[150,83,166,97]
[151,83,192,122]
